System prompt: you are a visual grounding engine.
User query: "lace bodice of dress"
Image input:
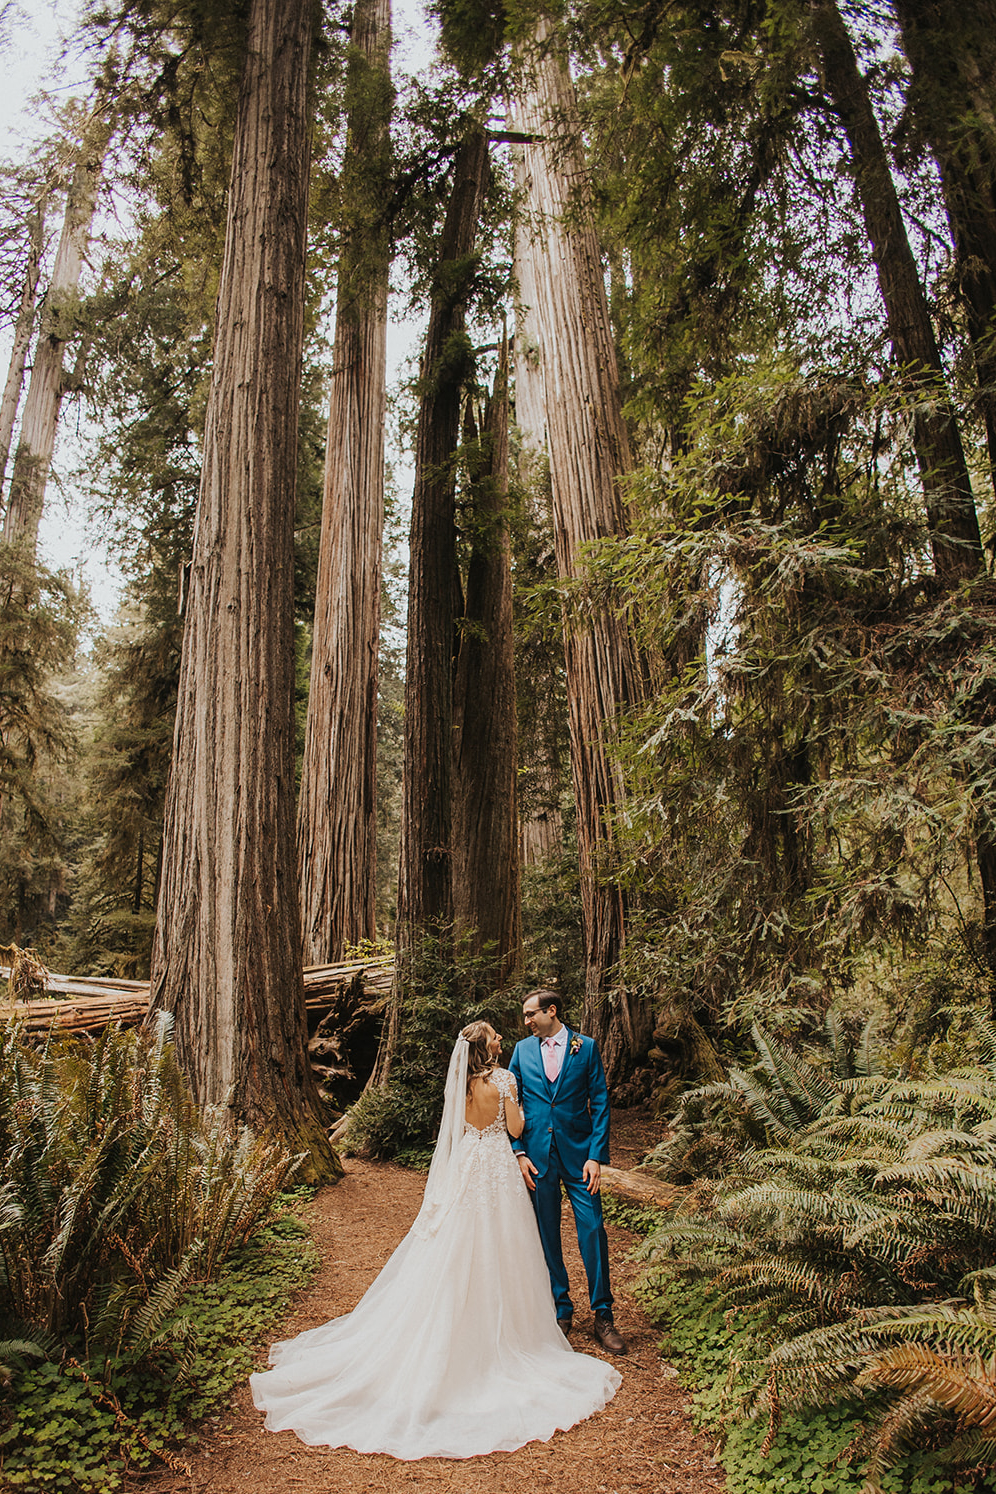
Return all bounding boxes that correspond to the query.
[464,1066,516,1138]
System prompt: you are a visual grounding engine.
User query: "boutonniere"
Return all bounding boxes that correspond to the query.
[569,1034,583,1056]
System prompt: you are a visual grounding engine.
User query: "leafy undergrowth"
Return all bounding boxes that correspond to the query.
[600,1192,668,1237]
[601,1103,996,1494]
[0,1194,319,1493]
[637,1235,996,1494]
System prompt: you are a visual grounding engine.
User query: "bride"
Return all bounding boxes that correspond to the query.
[250,1021,621,1459]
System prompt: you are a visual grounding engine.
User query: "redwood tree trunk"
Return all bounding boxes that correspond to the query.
[0,196,45,504]
[297,0,391,964]
[374,126,489,1084]
[810,0,983,584]
[513,26,652,1085]
[150,0,338,1182]
[512,229,566,866]
[4,108,110,549]
[891,0,996,505]
[512,226,547,470]
[452,345,522,986]
[879,0,996,1005]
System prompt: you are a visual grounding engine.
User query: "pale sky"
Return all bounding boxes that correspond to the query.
[0,0,433,625]
[0,2,113,612]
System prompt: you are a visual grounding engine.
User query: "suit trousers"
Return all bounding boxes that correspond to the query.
[531,1139,613,1319]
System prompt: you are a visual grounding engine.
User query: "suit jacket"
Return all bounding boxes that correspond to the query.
[508,1029,611,1176]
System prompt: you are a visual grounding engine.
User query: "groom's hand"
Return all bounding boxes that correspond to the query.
[583,1160,601,1195]
[517,1155,538,1192]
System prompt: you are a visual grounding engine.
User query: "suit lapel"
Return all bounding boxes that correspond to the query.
[529,1034,549,1088]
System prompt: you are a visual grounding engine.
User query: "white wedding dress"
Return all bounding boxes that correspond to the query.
[250,1051,621,1460]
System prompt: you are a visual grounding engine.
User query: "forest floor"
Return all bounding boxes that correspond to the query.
[139,1110,726,1494]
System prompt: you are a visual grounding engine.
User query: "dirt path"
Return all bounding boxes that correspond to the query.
[144,1116,725,1494]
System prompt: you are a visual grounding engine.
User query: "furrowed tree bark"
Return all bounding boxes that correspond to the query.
[810,0,984,584]
[3,106,110,550]
[891,0,996,505]
[373,125,489,1085]
[513,24,652,1086]
[512,226,566,866]
[512,228,547,471]
[297,0,392,965]
[150,0,338,1182]
[0,195,46,505]
[452,344,522,986]
[886,0,996,976]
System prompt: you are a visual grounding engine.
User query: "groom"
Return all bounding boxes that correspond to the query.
[509,989,627,1356]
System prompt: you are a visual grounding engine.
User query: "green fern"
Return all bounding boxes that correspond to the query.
[643,1054,996,1487]
[758,1289,996,1488]
[647,1019,887,1184]
[0,1017,298,1351]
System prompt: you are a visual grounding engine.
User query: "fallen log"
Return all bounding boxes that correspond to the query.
[0,992,149,1035]
[0,957,396,1036]
[600,1164,678,1209]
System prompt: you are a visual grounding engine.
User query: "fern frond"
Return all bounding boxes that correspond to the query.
[727,1066,798,1139]
[968,1010,996,1072]
[121,1254,194,1353]
[856,1344,996,1429]
[754,1022,841,1118]
[722,1254,839,1308]
[852,1384,942,1492]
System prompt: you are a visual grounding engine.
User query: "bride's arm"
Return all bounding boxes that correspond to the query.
[495,1069,525,1139]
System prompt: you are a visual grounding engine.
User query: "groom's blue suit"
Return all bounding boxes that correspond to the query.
[509,1029,613,1320]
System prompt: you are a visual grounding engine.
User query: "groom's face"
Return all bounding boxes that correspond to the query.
[522,997,559,1038]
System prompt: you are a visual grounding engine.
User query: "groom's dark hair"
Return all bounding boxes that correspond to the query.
[528,987,563,1018]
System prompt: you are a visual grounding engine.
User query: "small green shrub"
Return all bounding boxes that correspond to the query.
[344,930,526,1158]
[392,1146,434,1172]
[600,1191,668,1236]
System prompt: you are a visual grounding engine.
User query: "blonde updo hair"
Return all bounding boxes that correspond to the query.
[460,1020,497,1094]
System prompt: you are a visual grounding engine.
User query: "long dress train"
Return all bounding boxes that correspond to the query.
[249,1066,621,1459]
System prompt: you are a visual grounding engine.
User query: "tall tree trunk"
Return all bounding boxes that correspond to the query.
[0,195,46,505]
[512,227,547,472]
[513,25,652,1085]
[891,0,996,505]
[150,0,338,1182]
[3,107,110,550]
[374,125,490,1085]
[886,0,996,974]
[297,0,392,965]
[512,229,566,865]
[810,0,984,583]
[452,344,522,986]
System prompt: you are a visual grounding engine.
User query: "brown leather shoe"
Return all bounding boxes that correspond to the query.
[593,1314,627,1355]
[557,1316,573,1337]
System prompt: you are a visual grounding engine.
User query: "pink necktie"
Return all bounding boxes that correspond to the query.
[543,1036,559,1081]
